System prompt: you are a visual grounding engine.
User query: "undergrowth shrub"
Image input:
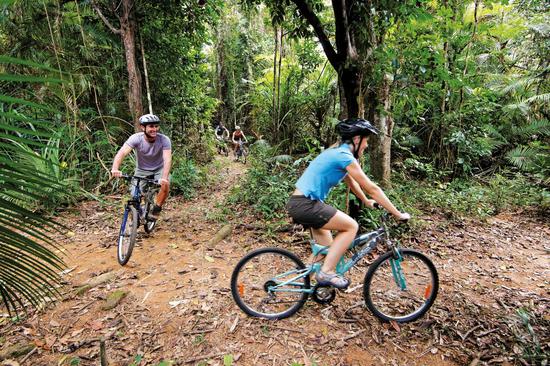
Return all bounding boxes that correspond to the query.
[228,143,307,220]
[392,172,545,219]
[170,156,204,199]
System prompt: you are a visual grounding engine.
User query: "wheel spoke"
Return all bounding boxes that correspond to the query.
[231,248,310,319]
[365,249,438,322]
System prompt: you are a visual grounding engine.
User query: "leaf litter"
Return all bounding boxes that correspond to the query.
[0,158,548,366]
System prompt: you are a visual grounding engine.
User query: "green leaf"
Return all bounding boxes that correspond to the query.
[223,354,234,366]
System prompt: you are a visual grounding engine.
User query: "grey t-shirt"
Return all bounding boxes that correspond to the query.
[124,132,171,170]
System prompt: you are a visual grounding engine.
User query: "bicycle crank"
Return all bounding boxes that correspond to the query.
[312,284,336,304]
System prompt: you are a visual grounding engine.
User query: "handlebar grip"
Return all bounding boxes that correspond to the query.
[373,202,381,209]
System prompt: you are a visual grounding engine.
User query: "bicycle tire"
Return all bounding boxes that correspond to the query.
[143,190,157,234]
[231,247,310,320]
[117,205,138,266]
[363,249,438,323]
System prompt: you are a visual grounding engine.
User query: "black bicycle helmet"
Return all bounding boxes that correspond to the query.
[139,113,161,126]
[336,118,378,140]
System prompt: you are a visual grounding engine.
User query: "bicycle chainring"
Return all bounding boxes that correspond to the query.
[312,284,336,304]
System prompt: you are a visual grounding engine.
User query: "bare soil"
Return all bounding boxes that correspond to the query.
[1,156,548,366]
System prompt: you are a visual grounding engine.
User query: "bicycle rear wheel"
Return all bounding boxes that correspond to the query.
[117,205,138,266]
[231,247,310,320]
[363,249,438,323]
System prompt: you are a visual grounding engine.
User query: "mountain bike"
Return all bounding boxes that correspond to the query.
[216,137,229,156]
[117,174,160,266]
[234,140,248,163]
[230,211,438,322]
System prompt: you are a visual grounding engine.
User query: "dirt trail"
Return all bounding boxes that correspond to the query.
[1,156,548,366]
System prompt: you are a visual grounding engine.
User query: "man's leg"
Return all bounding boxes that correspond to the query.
[150,168,170,218]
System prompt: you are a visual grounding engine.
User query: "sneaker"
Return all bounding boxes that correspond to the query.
[315,270,350,289]
[149,204,162,221]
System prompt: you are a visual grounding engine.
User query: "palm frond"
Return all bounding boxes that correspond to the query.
[505,145,540,170]
[0,58,66,315]
[512,120,550,138]
[525,93,550,105]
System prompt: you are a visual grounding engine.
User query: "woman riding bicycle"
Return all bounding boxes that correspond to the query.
[286,118,410,289]
[231,125,248,156]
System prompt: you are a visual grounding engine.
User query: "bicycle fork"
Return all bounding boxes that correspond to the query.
[390,247,407,291]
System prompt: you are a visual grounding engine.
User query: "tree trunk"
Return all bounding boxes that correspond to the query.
[369,74,393,188]
[272,27,279,140]
[338,65,363,119]
[120,0,143,131]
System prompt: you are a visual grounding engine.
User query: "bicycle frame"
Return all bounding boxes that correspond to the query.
[122,175,157,221]
[266,215,409,295]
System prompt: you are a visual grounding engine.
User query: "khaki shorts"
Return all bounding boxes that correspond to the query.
[286,195,337,229]
[131,166,168,193]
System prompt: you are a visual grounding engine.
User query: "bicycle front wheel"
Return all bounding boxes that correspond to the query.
[117,205,138,266]
[231,247,311,320]
[143,191,157,234]
[364,249,438,323]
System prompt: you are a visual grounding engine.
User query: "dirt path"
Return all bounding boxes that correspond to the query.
[1,157,548,366]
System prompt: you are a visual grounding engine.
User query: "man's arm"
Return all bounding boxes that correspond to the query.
[160,149,172,184]
[242,133,248,142]
[232,132,237,143]
[111,145,133,177]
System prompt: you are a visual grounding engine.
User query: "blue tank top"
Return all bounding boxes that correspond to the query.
[295,144,355,202]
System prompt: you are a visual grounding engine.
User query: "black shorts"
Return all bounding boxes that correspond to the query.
[286,195,337,229]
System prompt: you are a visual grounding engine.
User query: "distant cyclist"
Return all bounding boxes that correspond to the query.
[231,125,248,156]
[286,118,410,289]
[214,122,229,141]
[111,114,172,220]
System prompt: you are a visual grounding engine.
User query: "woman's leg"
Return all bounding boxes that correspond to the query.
[309,228,333,263]
[310,228,333,246]
[317,211,358,274]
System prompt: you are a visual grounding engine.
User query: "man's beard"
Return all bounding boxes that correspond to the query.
[144,130,156,141]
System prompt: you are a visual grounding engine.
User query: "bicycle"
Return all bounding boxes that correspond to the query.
[234,140,248,163]
[230,210,439,322]
[117,174,160,266]
[216,137,229,156]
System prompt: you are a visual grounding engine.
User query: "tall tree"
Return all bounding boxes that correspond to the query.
[245,0,419,185]
[92,0,143,131]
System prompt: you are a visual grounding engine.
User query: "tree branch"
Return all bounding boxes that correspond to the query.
[332,0,353,60]
[91,0,122,35]
[290,0,339,69]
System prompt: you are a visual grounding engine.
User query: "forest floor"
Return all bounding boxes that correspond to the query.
[0,156,549,366]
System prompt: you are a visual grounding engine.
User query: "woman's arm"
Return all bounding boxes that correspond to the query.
[343,175,376,208]
[346,161,408,219]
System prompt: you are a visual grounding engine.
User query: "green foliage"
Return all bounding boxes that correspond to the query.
[393,172,545,219]
[0,59,66,314]
[229,142,303,219]
[223,354,234,366]
[2,134,79,210]
[170,156,203,199]
[512,307,548,364]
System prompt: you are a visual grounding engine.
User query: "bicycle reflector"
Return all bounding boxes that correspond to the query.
[238,282,244,296]
[424,284,432,300]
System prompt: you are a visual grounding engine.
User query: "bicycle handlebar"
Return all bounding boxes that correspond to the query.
[120,174,159,185]
[371,203,409,225]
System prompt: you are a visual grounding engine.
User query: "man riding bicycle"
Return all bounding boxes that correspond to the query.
[215,122,229,141]
[111,114,172,220]
[286,118,410,289]
[231,125,248,156]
